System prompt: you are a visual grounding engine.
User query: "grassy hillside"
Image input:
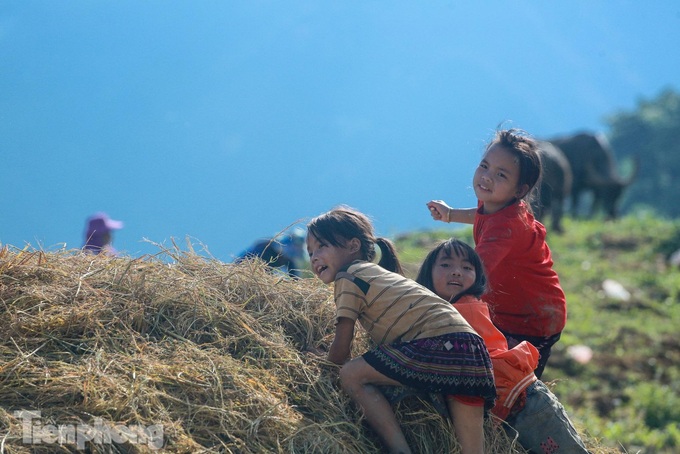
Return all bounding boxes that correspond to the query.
[1,212,678,453]
[394,212,680,453]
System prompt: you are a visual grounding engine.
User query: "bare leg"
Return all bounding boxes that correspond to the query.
[447,397,485,454]
[340,357,411,454]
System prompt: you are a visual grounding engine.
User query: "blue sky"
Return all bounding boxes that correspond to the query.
[2,1,679,261]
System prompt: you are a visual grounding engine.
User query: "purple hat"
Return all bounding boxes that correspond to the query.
[83,212,124,253]
[85,212,123,236]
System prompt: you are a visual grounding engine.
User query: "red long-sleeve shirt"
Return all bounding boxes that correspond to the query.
[474,201,567,337]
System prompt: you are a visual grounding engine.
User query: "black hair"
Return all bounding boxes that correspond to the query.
[306,205,404,275]
[487,128,542,213]
[415,238,487,303]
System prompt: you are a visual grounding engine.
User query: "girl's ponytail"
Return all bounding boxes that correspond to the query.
[376,238,404,276]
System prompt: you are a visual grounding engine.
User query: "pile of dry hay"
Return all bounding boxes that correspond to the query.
[0,245,536,453]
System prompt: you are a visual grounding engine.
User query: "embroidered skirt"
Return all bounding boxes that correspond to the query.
[363,332,496,410]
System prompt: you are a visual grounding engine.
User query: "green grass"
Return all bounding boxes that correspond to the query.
[394,212,680,454]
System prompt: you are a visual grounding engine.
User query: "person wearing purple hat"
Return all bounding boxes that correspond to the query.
[83,212,123,255]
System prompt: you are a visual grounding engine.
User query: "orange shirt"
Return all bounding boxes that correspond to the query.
[454,295,539,420]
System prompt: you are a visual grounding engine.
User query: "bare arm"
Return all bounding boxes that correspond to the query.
[327,317,355,365]
[426,200,476,225]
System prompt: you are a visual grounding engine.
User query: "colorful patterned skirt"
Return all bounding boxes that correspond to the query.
[363,332,496,410]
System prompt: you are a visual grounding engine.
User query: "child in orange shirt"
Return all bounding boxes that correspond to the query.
[417,238,588,454]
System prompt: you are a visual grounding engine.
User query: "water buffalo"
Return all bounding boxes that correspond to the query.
[548,132,638,219]
[532,141,573,233]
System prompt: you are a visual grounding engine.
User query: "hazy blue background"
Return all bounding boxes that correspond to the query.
[2,1,679,261]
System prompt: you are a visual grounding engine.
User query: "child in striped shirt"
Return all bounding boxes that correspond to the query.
[307,206,495,454]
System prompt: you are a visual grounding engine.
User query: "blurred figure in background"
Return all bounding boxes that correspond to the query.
[235,227,307,277]
[83,212,123,256]
[280,227,307,276]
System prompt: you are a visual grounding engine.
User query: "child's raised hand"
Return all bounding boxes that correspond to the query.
[427,200,450,222]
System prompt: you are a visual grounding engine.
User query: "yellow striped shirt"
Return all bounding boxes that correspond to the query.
[334,261,477,345]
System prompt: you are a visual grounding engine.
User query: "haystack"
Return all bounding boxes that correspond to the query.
[0,245,531,453]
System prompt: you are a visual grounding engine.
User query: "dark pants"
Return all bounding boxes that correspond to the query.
[500,331,562,379]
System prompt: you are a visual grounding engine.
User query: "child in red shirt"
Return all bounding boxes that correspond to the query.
[417,238,588,453]
[427,129,566,378]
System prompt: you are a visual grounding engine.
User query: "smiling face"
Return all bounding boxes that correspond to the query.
[473,144,528,214]
[306,233,361,284]
[431,248,477,302]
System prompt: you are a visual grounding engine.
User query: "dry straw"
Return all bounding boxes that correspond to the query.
[0,244,601,453]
